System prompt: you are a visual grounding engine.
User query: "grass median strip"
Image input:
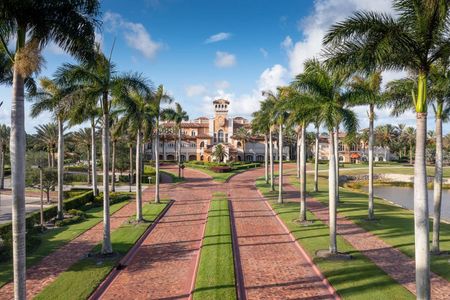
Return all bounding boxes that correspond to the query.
[0,199,130,287]
[193,192,236,300]
[288,174,450,282]
[34,201,169,300]
[256,178,414,300]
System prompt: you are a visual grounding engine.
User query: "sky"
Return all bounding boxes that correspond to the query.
[0,0,432,134]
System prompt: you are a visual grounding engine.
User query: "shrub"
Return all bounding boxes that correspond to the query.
[209,166,232,173]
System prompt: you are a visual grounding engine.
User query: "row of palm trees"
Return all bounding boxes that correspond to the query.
[0,1,190,298]
[252,2,450,298]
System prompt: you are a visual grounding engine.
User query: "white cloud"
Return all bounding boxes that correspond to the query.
[215,51,236,68]
[104,11,163,59]
[258,64,288,93]
[185,84,207,97]
[259,48,268,58]
[205,32,232,44]
[283,0,393,75]
[215,80,230,89]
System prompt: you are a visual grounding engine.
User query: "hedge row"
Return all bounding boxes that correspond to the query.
[0,191,94,238]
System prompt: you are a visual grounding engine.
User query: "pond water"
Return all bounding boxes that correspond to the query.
[362,185,450,222]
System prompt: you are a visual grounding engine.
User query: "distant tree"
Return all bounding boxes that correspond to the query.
[26,168,57,204]
[0,124,10,189]
[212,144,227,162]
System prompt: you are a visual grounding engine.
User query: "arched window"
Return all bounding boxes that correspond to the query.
[218,130,224,143]
[237,141,242,148]
[200,141,205,148]
[191,131,196,137]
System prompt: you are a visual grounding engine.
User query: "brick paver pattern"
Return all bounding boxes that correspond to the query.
[282,173,450,300]
[228,167,338,300]
[99,165,215,300]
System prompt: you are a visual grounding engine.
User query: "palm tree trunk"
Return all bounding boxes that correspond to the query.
[11,55,27,299]
[178,127,182,177]
[57,117,64,219]
[299,124,307,222]
[296,130,300,178]
[432,115,443,253]
[269,128,274,191]
[87,148,91,184]
[314,125,319,192]
[101,109,112,254]
[111,140,116,192]
[328,130,337,254]
[414,103,430,299]
[368,104,375,220]
[0,145,4,189]
[264,133,268,184]
[155,124,160,203]
[278,124,283,204]
[129,144,133,191]
[91,120,98,196]
[409,144,413,165]
[136,129,143,221]
[334,126,339,204]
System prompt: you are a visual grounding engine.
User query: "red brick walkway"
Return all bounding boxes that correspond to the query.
[282,176,450,300]
[0,174,174,300]
[99,166,215,300]
[228,167,338,300]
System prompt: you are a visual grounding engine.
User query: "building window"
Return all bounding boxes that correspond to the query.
[214,133,217,143]
[218,130,224,143]
[191,131,196,137]
[225,133,228,143]
[350,143,358,151]
[190,142,196,148]
[338,142,344,152]
[200,141,205,148]
[237,141,242,148]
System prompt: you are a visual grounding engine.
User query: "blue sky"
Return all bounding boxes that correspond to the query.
[1,0,429,133]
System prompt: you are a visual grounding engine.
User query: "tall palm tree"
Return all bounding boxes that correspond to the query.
[68,98,101,196]
[263,88,291,204]
[312,118,322,192]
[323,1,450,295]
[165,102,188,178]
[34,123,58,168]
[252,110,270,183]
[284,87,316,222]
[259,98,277,190]
[56,49,151,254]
[212,144,228,162]
[30,77,76,219]
[0,1,99,296]
[346,72,385,220]
[110,119,121,193]
[0,124,10,189]
[295,59,358,254]
[114,79,154,221]
[152,85,173,203]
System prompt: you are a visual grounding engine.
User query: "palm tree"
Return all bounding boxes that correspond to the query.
[30,77,77,219]
[56,49,151,254]
[323,2,450,295]
[212,144,228,162]
[312,119,322,192]
[0,1,99,296]
[165,102,188,178]
[110,120,121,193]
[263,88,291,204]
[346,72,385,220]
[0,124,10,189]
[71,128,92,184]
[114,79,154,221]
[67,95,101,196]
[259,98,277,190]
[252,110,270,183]
[284,87,316,222]
[295,59,358,254]
[152,85,173,203]
[34,123,58,168]
[234,127,252,161]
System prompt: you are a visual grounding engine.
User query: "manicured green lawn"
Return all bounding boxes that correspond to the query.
[160,170,185,183]
[35,201,169,300]
[288,174,450,282]
[186,166,246,182]
[0,200,129,287]
[256,179,414,300]
[193,192,236,300]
